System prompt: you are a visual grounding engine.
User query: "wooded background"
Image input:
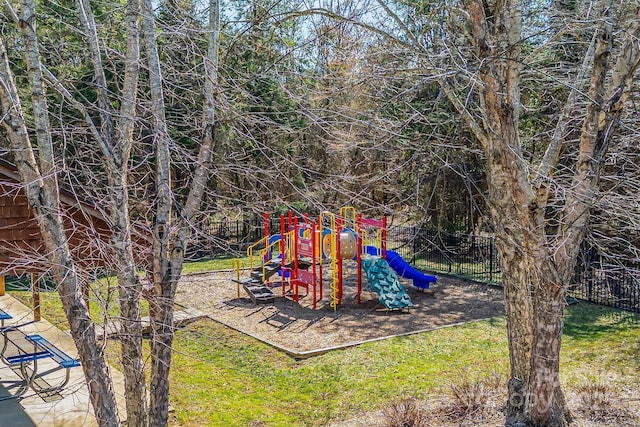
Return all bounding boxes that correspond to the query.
[3,1,638,254]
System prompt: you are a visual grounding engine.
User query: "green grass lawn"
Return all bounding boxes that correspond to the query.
[9,275,149,329]
[168,317,509,426]
[181,256,250,275]
[168,303,639,426]
[6,261,639,426]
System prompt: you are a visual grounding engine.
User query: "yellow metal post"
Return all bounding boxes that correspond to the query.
[320,211,339,311]
[0,275,4,296]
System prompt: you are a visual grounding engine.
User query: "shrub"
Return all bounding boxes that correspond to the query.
[381,397,428,427]
[448,376,492,418]
[572,379,639,424]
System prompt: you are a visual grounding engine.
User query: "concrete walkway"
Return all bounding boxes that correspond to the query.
[0,294,126,427]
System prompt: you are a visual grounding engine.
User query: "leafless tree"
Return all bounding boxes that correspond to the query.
[0,0,122,424]
[140,0,220,423]
[283,0,640,425]
[0,0,220,424]
[365,0,640,425]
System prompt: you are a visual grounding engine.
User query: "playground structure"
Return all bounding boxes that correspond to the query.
[233,207,437,310]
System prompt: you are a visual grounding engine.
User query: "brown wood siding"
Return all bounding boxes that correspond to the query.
[0,162,151,275]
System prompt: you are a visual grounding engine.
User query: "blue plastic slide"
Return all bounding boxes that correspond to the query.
[365,246,437,290]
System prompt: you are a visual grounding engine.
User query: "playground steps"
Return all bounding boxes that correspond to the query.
[249,259,314,282]
[234,264,279,304]
[250,260,283,283]
[237,258,314,305]
[242,283,275,304]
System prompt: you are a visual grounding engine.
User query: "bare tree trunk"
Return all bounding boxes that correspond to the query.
[0,29,121,427]
[142,0,220,424]
[74,0,147,424]
[496,240,533,424]
[527,266,567,426]
[110,0,147,424]
[459,1,640,425]
[139,0,175,423]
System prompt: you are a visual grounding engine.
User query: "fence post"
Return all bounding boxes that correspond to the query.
[587,262,593,302]
[31,272,41,322]
[489,237,494,283]
[411,226,416,265]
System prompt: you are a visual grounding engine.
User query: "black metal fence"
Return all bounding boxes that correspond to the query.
[387,226,500,283]
[187,219,640,313]
[571,252,640,313]
[188,217,282,258]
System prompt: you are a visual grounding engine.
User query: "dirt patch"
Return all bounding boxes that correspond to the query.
[175,268,504,356]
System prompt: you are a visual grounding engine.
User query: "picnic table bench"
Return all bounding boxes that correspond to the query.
[0,307,81,394]
[0,307,11,327]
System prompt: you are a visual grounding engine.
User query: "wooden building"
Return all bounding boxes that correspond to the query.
[0,158,151,318]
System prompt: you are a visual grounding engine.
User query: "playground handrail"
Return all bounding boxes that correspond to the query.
[284,230,295,263]
[246,233,294,282]
[359,228,384,255]
[246,237,267,268]
[339,206,356,230]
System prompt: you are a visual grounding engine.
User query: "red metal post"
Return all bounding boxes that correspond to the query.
[336,216,343,304]
[263,212,269,263]
[311,220,317,309]
[357,213,362,304]
[280,214,286,296]
[293,217,299,301]
[318,215,323,300]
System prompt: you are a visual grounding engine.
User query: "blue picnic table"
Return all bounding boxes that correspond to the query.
[0,307,80,395]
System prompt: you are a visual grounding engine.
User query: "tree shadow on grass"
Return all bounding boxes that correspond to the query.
[563,301,640,341]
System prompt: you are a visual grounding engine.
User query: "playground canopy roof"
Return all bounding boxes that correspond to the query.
[0,158,151,276]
